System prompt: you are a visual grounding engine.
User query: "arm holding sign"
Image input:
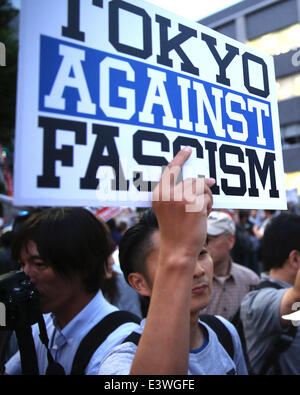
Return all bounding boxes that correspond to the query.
[129,147,214,375]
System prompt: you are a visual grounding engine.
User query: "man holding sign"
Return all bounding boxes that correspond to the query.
[14,0,286,211]
[98,147,248,375]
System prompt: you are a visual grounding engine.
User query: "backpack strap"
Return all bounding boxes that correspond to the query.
[251,280,284,291]
[122,315,235,360]
[122,331,141,346]
[0,330,13,374]
[70,311,141,375]
[199,314,234,360]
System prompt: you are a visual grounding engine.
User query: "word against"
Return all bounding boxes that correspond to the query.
[0,302,6,326]
[0,42,6,67]
[42,42,273,150]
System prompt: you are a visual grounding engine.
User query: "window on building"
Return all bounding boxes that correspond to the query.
[276,73,300,101]
[284,135,300,145]
[247,24,300,56]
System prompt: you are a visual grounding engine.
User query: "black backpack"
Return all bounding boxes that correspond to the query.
[69,313,235,374]
[13,311,235,375]
[46,313,235,375]
[230,280,298,375]
[44,310,141,375]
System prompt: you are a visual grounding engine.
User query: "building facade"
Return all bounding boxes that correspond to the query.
[199,0,300,194]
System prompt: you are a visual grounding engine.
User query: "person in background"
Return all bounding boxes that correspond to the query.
[0,210,35,276]
[248,209,261,227]
[232,210,260,275]
[0,227,15,275]
[4,207,139,375]
[201,211,259,321]
[240,213,300,375]
[107,218,123,246]
[102,237,142,318]
[117,221,128,236]
[253,210,277,240]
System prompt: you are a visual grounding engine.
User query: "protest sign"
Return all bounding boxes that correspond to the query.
[13,0,286,209]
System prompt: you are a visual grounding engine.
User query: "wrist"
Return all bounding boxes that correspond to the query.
[158,247,198,272]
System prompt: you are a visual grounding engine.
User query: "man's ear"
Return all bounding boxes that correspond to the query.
[288,250,300,270]
[227,234,235,251]
[128,272,152,297]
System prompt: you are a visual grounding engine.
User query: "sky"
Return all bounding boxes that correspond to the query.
[11,0,243,21]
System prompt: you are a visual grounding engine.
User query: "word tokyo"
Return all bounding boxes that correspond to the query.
[14,0,285,208]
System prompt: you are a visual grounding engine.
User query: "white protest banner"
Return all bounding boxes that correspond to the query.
[13,0,287,209]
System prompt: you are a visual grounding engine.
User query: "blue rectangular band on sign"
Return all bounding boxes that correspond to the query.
[39,34,274,151]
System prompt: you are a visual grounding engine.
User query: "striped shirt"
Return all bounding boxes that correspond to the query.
[201,262,260,320]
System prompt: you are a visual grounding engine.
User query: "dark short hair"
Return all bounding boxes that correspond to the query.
[262,213,300,271]
[119,210,158,283]
[238,210,249,221]
[12,207,111,294]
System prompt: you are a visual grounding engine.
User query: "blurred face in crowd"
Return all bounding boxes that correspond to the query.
[129,230,214,314]
[206,232,235,268]
[250,209,257,218]
[105,254,115,279]
[19,240,84,316]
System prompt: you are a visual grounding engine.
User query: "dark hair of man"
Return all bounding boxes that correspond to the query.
[238,210,249,221]
[11,207,111,294]
[264,209,276,215]
[119,209,158,284]
[262,213,300,271]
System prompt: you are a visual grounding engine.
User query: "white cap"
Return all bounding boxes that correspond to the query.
[207,211,236,236]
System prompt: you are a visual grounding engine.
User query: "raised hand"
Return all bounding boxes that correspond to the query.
[152,146,215,261]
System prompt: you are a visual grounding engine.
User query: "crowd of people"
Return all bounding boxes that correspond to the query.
[0,147,300,375]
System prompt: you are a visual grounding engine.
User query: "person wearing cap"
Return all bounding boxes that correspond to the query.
[240,213,300,375]
[201,211,259,321]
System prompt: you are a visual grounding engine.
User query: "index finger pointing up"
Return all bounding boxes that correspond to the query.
[160,146,193,185]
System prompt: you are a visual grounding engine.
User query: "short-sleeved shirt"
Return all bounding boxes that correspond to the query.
[201,262,259,320]
[240,273,300,375]
[98,316,248,375]
[5,290,140,375]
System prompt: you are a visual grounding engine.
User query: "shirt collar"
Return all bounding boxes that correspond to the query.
[213,261,235,282]
[51,290,118,341]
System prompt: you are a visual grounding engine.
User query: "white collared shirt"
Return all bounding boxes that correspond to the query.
[6,290,139,375]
